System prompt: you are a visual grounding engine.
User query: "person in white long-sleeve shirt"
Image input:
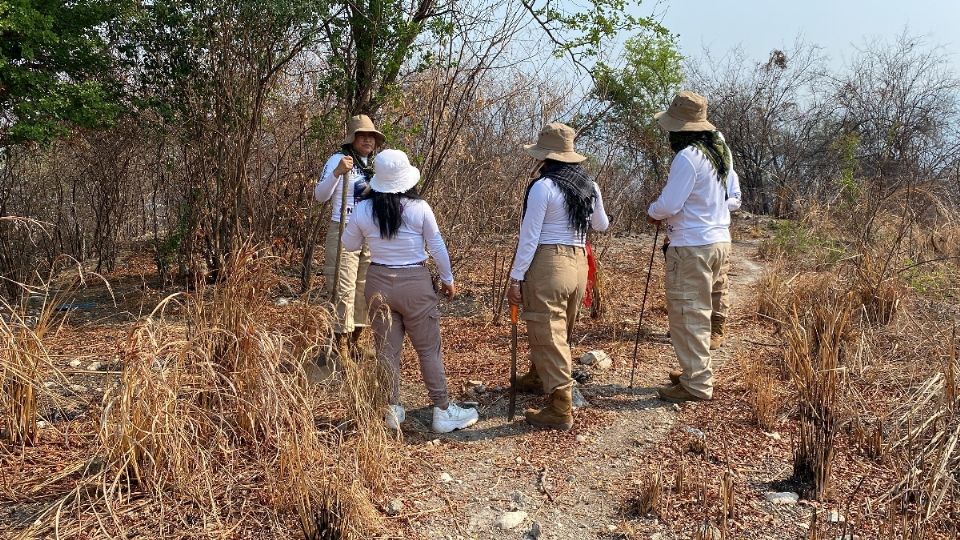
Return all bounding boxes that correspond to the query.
[507,122,609,431]
[660,137,742,349]
[648,90,740,403]
[314,114,383,356]
[342,149,479,434]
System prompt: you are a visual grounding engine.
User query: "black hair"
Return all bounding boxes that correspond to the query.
[370,187,421,239]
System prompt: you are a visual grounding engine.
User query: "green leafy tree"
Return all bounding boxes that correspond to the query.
[0,0,127,145]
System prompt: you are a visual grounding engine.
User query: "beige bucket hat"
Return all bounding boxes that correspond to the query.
[524,122,587,163]
[654,91,716,132]
[343,114,386,146]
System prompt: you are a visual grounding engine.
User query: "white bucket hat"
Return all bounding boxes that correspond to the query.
[369,149,420,194]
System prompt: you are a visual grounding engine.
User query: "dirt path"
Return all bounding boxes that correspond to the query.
[390,237,767,539]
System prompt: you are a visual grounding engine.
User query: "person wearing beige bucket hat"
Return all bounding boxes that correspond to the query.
[647,90,742,404]
[507,122,610,430]
[314,114,386,358]
[342,149,479,433]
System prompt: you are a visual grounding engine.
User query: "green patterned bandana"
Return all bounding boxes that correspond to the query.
[669,131,731,191]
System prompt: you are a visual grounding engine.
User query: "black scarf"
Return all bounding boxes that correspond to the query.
[523,161,596,238]
[669,131,731,192]
[340,144,374,200]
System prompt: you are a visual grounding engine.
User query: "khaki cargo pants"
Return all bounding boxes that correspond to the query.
[665,242,731,399]
[323,223,370,333]
[521,244,587,395]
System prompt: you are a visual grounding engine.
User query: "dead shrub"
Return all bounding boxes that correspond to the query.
[785,287,853,500]
[1,271,81,447]
[754,262,790,325]
[743,355,779,431]
[884,327,960,526]
[854,250,907,325]
[632,466,665,517]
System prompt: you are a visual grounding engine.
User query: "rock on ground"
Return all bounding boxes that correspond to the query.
[496,511,527,530]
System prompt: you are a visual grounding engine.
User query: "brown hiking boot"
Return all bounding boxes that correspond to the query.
[710,314,726,350]
[657,383,709,403]
[516,366,544,395]
[668,369,682,385]
[525,386,574,430]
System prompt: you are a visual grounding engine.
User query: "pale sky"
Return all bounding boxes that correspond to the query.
[646,0,960,71]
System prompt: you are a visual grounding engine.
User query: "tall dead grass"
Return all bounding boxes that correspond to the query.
[783,280,854,500]
[884,326,960,526]
[19,247,392,538]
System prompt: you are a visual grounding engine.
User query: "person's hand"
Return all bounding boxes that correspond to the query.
[507,280,523,305]
[333,156,354,176]
[441,282,457,299]
[647,215,661,226]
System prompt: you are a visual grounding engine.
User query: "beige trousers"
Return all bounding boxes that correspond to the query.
[712,247,731,320]
[665,242,731,399]
[323,223,370,333]
[365,265,449,409]
[521,245,587,395]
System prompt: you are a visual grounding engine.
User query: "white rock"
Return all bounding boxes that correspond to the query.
[386,498,403,516]
[495,511,527,530]
[69,384,87,393]
[579,350,608,366]
[595,356,613,371]
[87,361,102,371]
[37,420,48,429]
[43,381,56,389]
[766,491,800,505]
[68,359,82,368]
[275,297,290,307]
[439,472,453,483]
[827,510,845,523]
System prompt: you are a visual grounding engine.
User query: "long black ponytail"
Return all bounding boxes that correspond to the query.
[370,187,421,239]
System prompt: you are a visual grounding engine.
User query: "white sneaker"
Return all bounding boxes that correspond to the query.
[431,403,479,433]
[385,404,405,430]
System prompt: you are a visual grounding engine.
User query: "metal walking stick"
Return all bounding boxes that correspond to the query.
[508,304,519,421]
[629,223,661,388]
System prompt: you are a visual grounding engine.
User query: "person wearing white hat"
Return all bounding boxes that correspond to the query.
[341,149,479,434]
[506,122,610,431]
[648,90,741,403]
[314,114,385,356]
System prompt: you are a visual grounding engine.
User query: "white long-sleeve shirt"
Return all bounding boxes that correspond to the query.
[648,147,739,247]
[510,178,609,281]
[313,153,371,222]
[342,199,454,285]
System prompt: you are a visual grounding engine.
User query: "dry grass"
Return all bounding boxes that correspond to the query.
[12,247,394,539]
[784,283,854,500]
[1,269,87,446]
[743,354,779,432]
[632,466,665,517]
[883,327,960,526]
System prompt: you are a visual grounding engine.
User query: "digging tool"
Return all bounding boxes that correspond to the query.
[508,304,519,421]
[629,223,661,388]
